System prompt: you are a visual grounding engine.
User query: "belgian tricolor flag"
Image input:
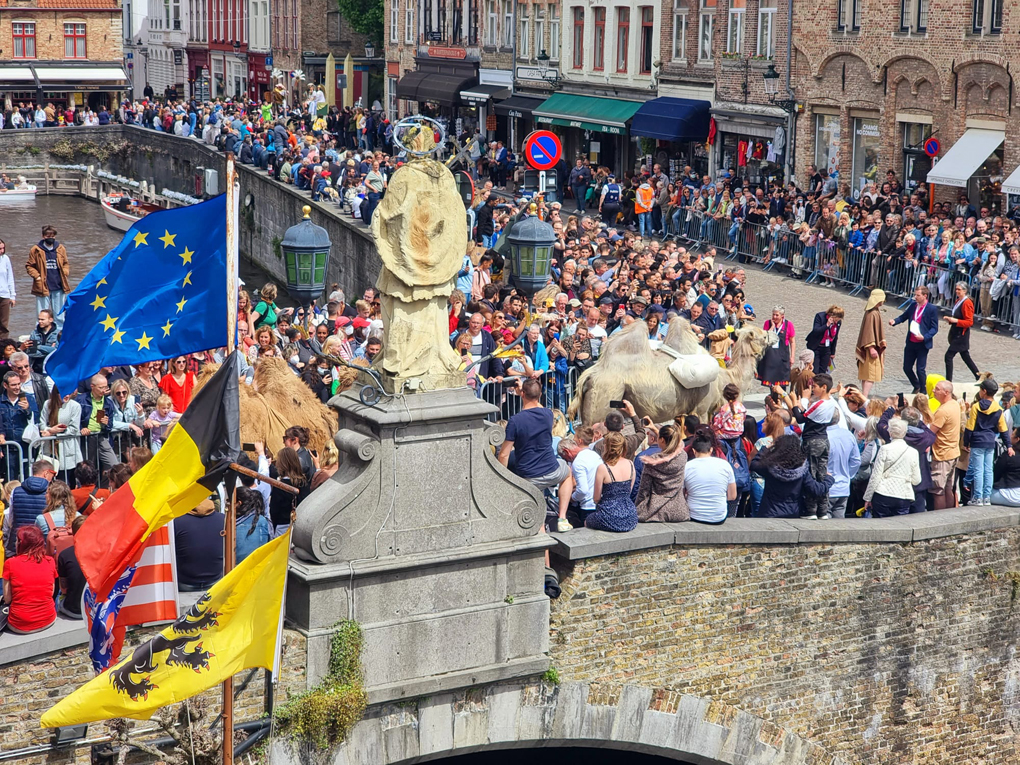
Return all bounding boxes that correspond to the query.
[76,351,241,601]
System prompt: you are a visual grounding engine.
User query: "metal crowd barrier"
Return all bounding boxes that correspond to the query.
[0,442,25,483]
[28,430,151,484]
[476,364,581,425]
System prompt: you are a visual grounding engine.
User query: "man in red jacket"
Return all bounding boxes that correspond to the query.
[943,281,980,382]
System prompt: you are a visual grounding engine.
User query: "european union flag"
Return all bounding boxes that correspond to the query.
[47,194,228,395]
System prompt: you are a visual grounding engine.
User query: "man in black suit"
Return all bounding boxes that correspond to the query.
[890,285,940,393]
[806,306,844,375]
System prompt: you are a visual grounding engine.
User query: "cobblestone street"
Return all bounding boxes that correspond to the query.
[736,261,1020,400]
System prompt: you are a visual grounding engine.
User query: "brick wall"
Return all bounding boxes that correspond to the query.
[0,627,308,765]
[790,0,1019,194]
[549,527,1020,763]
[0,11,123,63]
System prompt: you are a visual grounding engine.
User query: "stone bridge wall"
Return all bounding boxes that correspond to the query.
[547,510,1020,764]
[0,126,380,299]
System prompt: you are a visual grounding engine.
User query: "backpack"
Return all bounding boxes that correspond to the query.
[43,512,74,558]
[722,438,751,493]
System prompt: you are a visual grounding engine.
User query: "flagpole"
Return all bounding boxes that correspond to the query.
[223,152,239,765]
[225,153,239,355]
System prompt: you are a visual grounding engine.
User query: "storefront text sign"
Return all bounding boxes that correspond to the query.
[516,66,560,82]
[428,46,467,59]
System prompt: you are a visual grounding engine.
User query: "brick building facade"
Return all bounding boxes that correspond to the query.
[791,0,1015,209]
[0,0,128,111]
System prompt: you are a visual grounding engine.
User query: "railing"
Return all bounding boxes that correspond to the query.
[28,430,151,484]
[476,365,580,425]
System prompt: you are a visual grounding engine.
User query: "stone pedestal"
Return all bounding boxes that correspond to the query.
[288,383,553,703]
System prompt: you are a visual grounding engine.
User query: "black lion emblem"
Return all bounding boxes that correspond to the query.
[109,594,220,700]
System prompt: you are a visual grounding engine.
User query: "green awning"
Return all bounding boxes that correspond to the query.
[532,93,643,136]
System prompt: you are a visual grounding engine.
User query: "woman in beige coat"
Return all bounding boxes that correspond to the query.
[635,424,690,522]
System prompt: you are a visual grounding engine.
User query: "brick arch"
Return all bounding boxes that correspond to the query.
[812,51,880,85]
[957,61,1011,120]
[893,75,935,114]
[884,55,943,103]
[271,681,849,765]
[811,53,883,105]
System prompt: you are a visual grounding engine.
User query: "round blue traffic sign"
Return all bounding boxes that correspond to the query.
[924,137,940,158]
[524,130,562,171]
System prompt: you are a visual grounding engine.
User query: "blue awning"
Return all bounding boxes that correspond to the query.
[630,98,711,143]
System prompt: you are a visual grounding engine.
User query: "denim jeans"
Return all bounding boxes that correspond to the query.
[969,447,995,500]
[638,212,652,238]
[36,291,66,331]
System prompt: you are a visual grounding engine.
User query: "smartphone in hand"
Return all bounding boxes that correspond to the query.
[608,400,625,409]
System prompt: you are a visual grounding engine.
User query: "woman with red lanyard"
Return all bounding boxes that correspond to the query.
[943,281,981,382]
[757,305,795,388]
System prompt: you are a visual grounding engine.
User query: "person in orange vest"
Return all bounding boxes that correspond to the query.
[635,179,655,239]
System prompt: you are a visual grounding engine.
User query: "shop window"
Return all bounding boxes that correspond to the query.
[972,0,1002,34]
[503,0,513,47]
[851,117,880,196]
[13,22,36,59]
[673,1,687,60]
[405,0,415,43]
[698,0,714,61]
[726,0,743,54]
[550,4,560,59]
[593,7,605,70]
[486,0,498,45]
[836,0,860,31]
[900,0,927,32]
[388,76,398,119]
[572,7,584,69]
[519,12,530,57]
[63,22,87,58]
[616,8,629,73]
[814,114,840,178]
[757,0,775,57]
[639,6,653,73]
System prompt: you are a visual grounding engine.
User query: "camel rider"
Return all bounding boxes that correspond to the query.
[600,175,622,223]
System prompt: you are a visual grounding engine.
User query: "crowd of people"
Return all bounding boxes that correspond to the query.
[5,89,1020,621]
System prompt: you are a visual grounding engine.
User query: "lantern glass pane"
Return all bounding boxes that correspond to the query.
[518,246,535,276]
[285,252,298,284]
[298,251,313,269]
[314,251,328,283]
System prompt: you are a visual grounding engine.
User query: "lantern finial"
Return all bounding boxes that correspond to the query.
[302,205,312,218]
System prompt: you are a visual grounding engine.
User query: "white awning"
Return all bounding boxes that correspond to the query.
[926,128,1004,187]
[0,67,36,82]
[33,66,128,83]
[1003,164,1020,196]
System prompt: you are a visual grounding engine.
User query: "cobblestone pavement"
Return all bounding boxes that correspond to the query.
[736,261,1020,403]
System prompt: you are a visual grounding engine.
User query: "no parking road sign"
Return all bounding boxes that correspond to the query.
[524,130,562,171]
[924,137,941,158]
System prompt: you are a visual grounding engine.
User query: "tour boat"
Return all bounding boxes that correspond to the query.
[0,184,37,202]
[101,194,164,232]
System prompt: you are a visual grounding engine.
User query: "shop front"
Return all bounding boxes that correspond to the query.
[494,94,546,152]
[926,126,1005,214]
[248,54,271,101]
[187,48,210,101]
[711,108,788,189]
[0,63,129,111]
[395,56,479,138]
[531,92,642,176]
[630,97,711,181]
[460,68,510,143]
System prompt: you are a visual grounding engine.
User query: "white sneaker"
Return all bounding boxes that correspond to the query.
[967,498,983,506]
[556,518,573,532]
[984,498,992,506]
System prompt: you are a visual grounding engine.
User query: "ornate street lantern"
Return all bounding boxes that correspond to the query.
[281,205,331,305]
[505,213,555,297]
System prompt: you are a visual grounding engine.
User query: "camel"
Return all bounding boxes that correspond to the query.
[567,319,772,425]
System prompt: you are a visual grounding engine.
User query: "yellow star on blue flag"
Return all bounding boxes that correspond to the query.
[47,195,229,395]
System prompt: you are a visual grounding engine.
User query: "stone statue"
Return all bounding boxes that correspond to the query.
[370,146,467,392]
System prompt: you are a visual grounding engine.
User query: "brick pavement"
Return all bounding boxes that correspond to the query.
[738,261,1020,400]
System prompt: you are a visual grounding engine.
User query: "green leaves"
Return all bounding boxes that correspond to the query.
[335,0,383,45]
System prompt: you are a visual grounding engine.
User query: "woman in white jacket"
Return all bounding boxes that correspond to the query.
[863,417,920,517]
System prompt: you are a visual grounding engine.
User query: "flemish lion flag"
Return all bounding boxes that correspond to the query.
[41,531,290,727]
[75,351,241,602]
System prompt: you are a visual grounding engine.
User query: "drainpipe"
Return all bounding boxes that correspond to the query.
[784,0,795,183]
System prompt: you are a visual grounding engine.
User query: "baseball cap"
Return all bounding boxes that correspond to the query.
[352,317,371,329]
[336,316,352,327]
[598,296,615,306]
[568,298,582,307]
[631,295,649,305]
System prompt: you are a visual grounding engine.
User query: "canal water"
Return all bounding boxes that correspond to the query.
[1,195,277,337]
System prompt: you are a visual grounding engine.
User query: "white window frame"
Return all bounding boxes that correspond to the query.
[836,0,860,31]
[405,0,414,42]
[673,2,687,61]
[756,3,774,56]
[520,11,530,57]
[486,0,498,45]
[390,0,399,41]
[503,0,513,47]
[697,4,713,61]
[535,8,545,57]
[549,3,560,59]
[726,0,743,54]
[972,0,1002,34]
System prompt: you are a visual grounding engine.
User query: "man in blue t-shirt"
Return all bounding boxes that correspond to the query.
[497,378,573,531]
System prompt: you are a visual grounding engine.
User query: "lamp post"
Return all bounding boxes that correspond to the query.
[504,212,556,300]
[762,63,797,113]
[365,41,376,58]
[232,39,241,55]
[280,205,332,327]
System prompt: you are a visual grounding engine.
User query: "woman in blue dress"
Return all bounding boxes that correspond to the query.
[586,432,639,533]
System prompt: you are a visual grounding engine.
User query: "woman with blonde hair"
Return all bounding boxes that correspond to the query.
[311,441,339,490]
[635,424,689,523]
[586,432,638,532]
